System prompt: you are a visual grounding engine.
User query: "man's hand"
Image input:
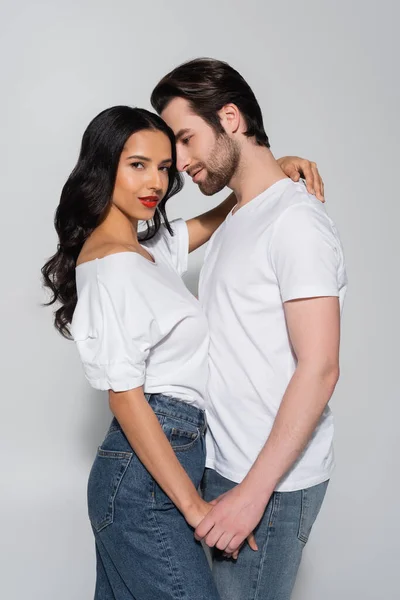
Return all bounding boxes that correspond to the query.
[184,498,215,529]
[278,156,325,202]
[194,483,267,555]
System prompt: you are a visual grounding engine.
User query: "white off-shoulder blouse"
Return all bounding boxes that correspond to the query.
[70,219,209,408]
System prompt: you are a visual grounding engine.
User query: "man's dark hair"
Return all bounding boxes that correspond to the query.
[151,58,270,148]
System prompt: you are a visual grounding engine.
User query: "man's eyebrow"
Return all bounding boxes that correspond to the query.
[175,128,191,142]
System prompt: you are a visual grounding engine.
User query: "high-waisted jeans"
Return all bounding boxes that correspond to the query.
[88,393,220,600]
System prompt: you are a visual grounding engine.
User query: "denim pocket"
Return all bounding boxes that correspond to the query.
[170,426,200,451]
[88,448,132,533]
[297,480,329,544]
[157,414,201,453]
[153,416,205,507]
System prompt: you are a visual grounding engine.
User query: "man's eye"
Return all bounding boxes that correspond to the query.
[182,137,191,145]
[131,162,144,169]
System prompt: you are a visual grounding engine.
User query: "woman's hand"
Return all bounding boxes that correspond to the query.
[277,156,325,202]
[184,498,215,529]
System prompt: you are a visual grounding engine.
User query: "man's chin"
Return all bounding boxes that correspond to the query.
[198,180,226,196]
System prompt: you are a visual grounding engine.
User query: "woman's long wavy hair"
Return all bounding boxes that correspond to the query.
[42,106,183,339]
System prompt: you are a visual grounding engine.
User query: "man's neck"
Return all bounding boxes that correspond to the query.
[229,143,288,210]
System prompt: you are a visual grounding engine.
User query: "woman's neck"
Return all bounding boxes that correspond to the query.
[96,205,140,247]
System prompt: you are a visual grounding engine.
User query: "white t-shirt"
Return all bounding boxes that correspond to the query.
[199,179,348,491]
[71,219,209,408]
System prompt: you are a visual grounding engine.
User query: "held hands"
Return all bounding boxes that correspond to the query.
[194,483,268,557]
[278,156,325,202]
[184,498,215,529]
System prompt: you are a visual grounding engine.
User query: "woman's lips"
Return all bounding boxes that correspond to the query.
[139,196,159,208]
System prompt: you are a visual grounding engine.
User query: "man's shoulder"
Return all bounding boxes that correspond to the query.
[271,181,333,229]
[277,180,324,212]
[252,181,326,239]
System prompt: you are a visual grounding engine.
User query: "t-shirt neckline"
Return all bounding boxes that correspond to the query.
[76,248,157,270]
[227,177,292,221]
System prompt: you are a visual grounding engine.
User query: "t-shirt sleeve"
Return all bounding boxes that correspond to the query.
[71,273,156,392]
[168,219,189,275]
[269,204,341,303]
[146,219,189,276]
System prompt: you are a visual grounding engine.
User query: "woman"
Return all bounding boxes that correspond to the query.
[42,105,323,599]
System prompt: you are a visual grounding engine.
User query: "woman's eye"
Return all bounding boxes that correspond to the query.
[131,162,144,169]
[159,166,170,172]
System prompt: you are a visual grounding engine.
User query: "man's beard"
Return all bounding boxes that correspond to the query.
[197,134,240,196]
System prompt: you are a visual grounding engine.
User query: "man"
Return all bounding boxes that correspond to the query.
[151,58,347,600]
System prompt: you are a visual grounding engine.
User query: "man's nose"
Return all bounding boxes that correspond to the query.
[176,146,190,173]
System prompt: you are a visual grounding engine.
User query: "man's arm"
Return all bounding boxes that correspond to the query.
[195,297,340,553]
[243,296,340,495]
[186,157,324,252]
[195,205,342,554]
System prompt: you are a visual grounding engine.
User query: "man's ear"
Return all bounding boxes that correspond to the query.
[218,103,241,135]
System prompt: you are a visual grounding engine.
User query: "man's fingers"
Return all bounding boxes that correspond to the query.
[247,533,258,551]
[223,541,244,560]
[225,534,246,555]
[204,526,223,548]
[223,533,258,558]
[216,532,235,551]
[194,516,214,541]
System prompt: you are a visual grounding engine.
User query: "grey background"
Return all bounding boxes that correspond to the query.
[1,0,399,598]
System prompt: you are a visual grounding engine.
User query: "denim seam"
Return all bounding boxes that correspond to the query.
[104,427,122,438]
[171,428,201,452]
[94,452,132,532]
[149,414,166,503]
[253,492,281,600]
[153,408,206,432]
[150,508,186,600]
[109,415,205,435]
[98,448,133,460]
[297,488,309,544]
[94,536,132,599]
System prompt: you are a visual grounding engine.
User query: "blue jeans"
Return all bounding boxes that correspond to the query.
[202,469,328,600]
[88,394,220,600]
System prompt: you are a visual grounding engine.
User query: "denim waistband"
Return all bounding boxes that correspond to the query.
[109,393,206,434]
[146,393,206,433]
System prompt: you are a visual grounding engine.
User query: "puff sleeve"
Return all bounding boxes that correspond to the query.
[71,263,159,392]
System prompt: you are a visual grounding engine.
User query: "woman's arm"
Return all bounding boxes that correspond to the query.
[109,386,210,528]
[186,193,236,253]
[277,156,324,200]
[186,157,325,253]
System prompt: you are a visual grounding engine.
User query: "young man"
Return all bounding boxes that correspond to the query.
[151,59,347,600]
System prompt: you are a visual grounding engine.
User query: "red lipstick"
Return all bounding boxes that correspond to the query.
[139,196,159,208]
